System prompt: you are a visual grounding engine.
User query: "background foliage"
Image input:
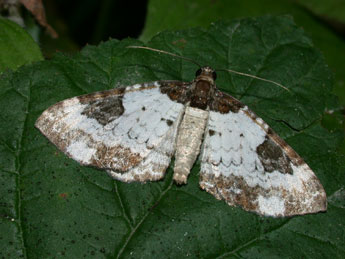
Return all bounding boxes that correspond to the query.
[0,0,344,258]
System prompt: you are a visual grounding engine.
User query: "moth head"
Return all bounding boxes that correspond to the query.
[195,67,217,83]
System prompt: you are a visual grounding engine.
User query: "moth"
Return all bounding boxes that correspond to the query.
[35,46,327,217]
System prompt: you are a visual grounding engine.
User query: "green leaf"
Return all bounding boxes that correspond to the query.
[141,0,345,108]
[0,17,43,73]
[1,16,344,258]
[296,0,345,24]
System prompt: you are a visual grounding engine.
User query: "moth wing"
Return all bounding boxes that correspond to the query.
[199,91,327,217]
[36,82,188,182]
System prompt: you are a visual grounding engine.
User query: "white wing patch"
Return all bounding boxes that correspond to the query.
[108,101,184,182]
[199,107,327,217]
[36,83,185,182]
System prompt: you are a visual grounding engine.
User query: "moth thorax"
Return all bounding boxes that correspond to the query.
[190,79,215,110]
[173,106,209,184]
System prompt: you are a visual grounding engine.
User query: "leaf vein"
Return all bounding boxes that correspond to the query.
[115,179,174,258]
[113,181,133,229]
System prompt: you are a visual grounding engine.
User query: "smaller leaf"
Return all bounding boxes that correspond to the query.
[0,17,43,73]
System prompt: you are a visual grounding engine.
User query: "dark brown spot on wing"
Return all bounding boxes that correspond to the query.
[257,138,293,174]
[159,118,174,127]
[81,95,124,126]
[200,174,262,214]
[77,87,126,126]
[92,143,142,172]
[159,81,191,104]
[266,128,305,167]
[242,106,305,168]
[210,90,244,114]
[166,119,173,126]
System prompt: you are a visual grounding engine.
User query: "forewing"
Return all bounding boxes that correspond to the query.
[200,91,327,217]
[36,81,189,182]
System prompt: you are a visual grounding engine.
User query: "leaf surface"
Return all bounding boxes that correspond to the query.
[296,0,345,24]
[141,0,345,107]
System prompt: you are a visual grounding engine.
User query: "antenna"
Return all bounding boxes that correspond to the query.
[216,68,290,92]
[127,45,202,68]
[127,45,290,92]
